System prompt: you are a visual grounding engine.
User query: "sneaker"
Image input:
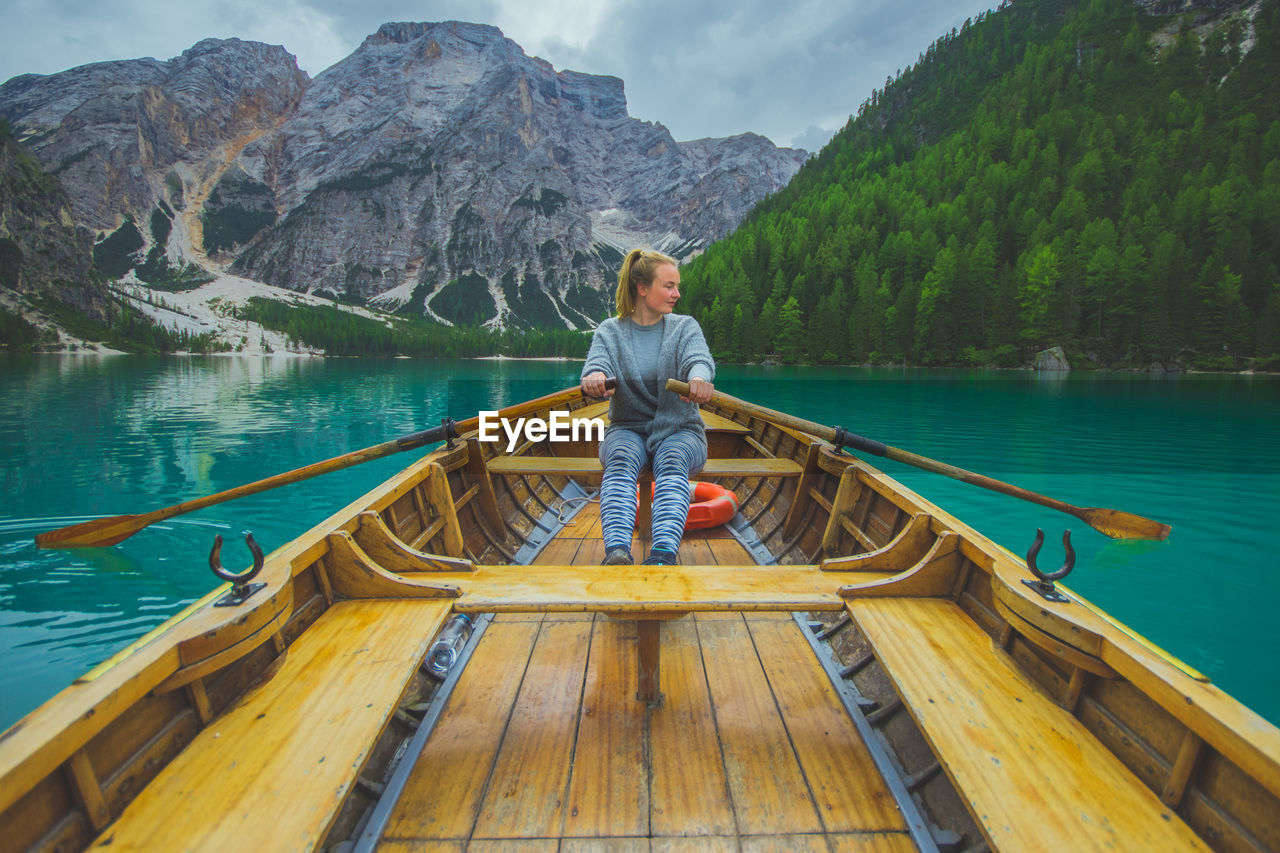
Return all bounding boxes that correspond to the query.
[603,547,633,565]
[642,547,679,566]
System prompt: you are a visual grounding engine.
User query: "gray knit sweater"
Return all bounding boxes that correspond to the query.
[581,314,715,452]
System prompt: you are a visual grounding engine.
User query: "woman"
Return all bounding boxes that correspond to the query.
[581,249,715,566]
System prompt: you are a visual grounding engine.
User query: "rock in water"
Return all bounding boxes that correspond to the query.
[1034,346,1071,371]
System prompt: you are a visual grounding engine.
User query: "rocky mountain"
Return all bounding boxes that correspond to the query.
[0,120,105,326]
[0,22,807,331]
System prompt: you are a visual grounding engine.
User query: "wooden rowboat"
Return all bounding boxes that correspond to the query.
[2,383,1278,852]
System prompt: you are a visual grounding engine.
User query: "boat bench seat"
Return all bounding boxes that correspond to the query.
[92,598,453,853]
[846,596,1206,851]
[485,455,804,479]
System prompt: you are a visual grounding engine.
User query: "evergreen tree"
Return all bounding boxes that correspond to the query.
[675,0,1279,370]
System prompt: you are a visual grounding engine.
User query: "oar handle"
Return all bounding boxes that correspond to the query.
[395,420,459,452]
[829,428,888,457]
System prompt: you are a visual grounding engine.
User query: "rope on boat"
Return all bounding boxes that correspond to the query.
[556,494,598,524]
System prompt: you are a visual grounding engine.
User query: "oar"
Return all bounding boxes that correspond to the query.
[37,380,611,549]
[667,379,1171,541]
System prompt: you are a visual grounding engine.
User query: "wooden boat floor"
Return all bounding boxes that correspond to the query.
[379,507,914,851]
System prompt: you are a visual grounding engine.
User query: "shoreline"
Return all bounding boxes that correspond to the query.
[6,348,1276,377]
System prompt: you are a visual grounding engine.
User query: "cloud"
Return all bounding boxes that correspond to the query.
[1,0,998,147]
[2,0,349,78]
[791,123,842,154]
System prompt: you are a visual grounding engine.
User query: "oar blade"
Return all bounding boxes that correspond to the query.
[1077,506,1172,541]
[35,514,150,549]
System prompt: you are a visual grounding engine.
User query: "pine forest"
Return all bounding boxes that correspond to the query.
[679,0,1280,370]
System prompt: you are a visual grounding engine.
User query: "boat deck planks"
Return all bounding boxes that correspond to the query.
[648,618,737,838]
[697,616,825,836]
[382,614,909,850]
[379,510,908,850]
[87,598,452,853]
[749,618,906,834]
[849,596,1209,851]
[470,619,594,839]
[381,620,541,842]
[563,619,649,838]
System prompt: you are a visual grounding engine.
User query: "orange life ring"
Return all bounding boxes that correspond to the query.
[638,480,739,530]
[685,481,739,530]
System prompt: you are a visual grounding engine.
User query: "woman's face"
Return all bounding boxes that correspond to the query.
[637,263,681,317]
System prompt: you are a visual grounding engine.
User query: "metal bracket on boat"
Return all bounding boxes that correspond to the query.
[1023,528,1073,603]
[211,532,266,607]
[442,417,457,449]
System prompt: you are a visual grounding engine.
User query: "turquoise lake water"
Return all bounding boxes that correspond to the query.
[1,354,1277,732]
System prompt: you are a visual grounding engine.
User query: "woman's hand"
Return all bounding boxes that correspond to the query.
[683,377,714,404]
[582,371,614,398]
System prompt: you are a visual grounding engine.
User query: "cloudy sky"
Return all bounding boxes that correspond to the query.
[1,0,998,151]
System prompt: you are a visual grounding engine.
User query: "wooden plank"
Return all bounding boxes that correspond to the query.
[560,500,599,536]
[440,564,862,613]
[652,839,737,853]
[353,511,475,572]
[66,750,110,832]
[635,620,662,707]
[679,536,718,566]
[827,833,918,852]
[324,532,461,600]
[696,619,822,836]
[467,841,559,853]
[705,537,753,564]
[382,621,539,842]
[649,619,735,837]
[748,619,906,833]
[740,835,830,852]
[836,533,960,599]
[379,841,465,853]
[699,410,753,434]
[424,462,465,557]
[1161,730,1204,808]
[471,620,593,839]
[576,537,608,565]
[820,513,934,573]
[91,599,452,853]
[781,443,823,540]
[532,536,583,566]
[637,472,653,548]
[821,467,863,555]
[464,438,506,532]
[486,456,804,479]
[847,597,1210,851]
[560,839,650,853]
[563,620,649,838]
[694,611,746,622]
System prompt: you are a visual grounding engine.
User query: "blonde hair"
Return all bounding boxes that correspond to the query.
[615,248,678,318]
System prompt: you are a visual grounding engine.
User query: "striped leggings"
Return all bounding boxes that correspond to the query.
[598,428,708,554]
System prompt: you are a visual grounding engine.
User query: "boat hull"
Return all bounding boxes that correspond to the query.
[0,387,1276,853]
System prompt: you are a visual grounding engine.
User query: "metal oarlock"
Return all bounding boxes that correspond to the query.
[1023,528,1074,603]
[211,531,266,607]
